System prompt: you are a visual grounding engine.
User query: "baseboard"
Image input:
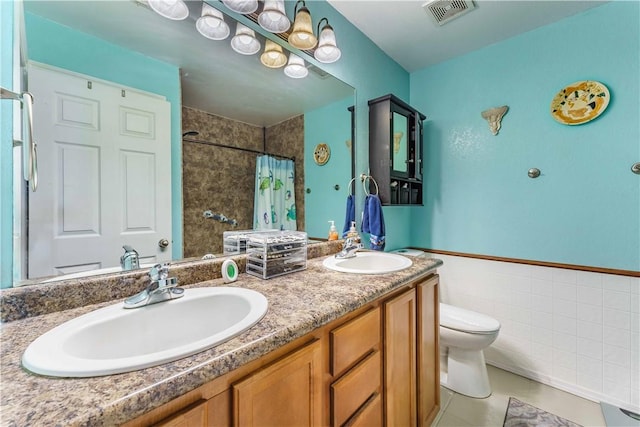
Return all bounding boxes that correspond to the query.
[486,359,640,415]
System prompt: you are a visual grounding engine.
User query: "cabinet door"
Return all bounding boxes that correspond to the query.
[384,289,417,427]
[232,339,323,427]
[417,276,440,426]
[413,115,423,182]
[391,106,411,179]
[154,400,207,427]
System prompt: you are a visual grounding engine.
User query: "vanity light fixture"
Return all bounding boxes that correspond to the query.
[288,0,317,50]
[258,0,290,33]
[196,3,231,40]
[147,0,189,20]
[284,53,308,79]
[222,0,258,14]
[314,18,341,63]
[231,23,261,55]
[260,39,287,68]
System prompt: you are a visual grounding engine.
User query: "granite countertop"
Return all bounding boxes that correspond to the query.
[0,253,441,426]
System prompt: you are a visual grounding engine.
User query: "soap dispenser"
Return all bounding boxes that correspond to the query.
[346,221,361,243]
[328,220,339,240]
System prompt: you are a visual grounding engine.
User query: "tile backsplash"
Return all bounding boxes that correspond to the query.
[429,253,639,412]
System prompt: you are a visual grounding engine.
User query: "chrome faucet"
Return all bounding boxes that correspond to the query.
[335,237,364,259]
[124,263,183,309]
[120,245,140,271]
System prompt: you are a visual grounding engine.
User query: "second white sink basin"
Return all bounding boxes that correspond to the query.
[22,287,268,377]
[323,251,412,274]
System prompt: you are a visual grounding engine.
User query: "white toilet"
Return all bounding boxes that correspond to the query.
[439,303,501,398]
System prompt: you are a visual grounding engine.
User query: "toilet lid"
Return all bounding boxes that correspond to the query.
[440,303,500,334]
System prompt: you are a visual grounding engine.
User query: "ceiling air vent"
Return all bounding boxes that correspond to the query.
[308,64,329,79]
[422,0,476,26]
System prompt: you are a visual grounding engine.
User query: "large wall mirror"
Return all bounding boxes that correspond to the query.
[14,0,354,286]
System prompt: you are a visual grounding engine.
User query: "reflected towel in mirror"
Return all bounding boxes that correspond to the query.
[341,195,355,238]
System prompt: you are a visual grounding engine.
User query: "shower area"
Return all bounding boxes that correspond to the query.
[182,106,305,258]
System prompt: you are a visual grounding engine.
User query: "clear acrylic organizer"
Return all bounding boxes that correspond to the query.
[223,230,272,255]
[246,231,308,279]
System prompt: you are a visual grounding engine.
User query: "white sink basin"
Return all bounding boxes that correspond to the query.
[22,287,268,377]
[322,251,412,274]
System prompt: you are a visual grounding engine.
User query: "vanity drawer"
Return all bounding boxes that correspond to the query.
[331,350,381,427]
[331,307,380,376]
[345,393,382,427]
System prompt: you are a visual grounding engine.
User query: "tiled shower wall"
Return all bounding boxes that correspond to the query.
[182,107,304,258]
[429,253,640,412]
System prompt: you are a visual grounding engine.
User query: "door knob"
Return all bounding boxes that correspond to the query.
[158,239,169,248]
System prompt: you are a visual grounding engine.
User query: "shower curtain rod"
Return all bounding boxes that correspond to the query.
[182,137,295,161]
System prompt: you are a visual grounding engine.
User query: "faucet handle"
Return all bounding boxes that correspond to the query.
[148,263,163,281]
[158,263,170,280]
[121,245,140,270]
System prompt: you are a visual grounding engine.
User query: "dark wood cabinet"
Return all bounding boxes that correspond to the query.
[368,94,426,205]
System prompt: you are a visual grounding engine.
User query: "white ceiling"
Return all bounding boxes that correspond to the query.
[327,0,607,72]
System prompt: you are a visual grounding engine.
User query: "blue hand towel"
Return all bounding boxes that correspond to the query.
[361,195,385,251]
[342,194,355,238]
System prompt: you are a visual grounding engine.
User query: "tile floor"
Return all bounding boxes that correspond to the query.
[433,365,607,427]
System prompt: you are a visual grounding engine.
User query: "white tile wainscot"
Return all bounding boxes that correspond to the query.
[427,253,640,414]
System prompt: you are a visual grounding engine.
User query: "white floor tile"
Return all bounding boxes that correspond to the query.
[433,365,607,427]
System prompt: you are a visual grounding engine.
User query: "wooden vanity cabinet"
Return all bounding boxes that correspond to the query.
[232,339,323,426]
[154,400,208,427]
[330,307,382,426]
[128,274,439,427]
[384,289,418,427]
[383,274,440,427]
[417,275,440,426]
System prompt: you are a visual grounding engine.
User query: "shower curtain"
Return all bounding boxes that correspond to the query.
[253,155,297,231]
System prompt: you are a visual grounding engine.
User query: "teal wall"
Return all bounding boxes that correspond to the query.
[410,2,640,272]
[0,1,14,287]
[304,96,353,239]
[276,1,411,249]
[24,13,184,261]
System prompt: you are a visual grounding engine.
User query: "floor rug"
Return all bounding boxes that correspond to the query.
[503,397,583,427]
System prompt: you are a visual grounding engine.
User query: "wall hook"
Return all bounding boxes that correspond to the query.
[528,168,541,178]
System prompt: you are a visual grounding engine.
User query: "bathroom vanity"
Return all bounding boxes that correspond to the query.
[0,244,442,426]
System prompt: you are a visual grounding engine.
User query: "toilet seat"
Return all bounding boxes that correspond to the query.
[440,303,500,334]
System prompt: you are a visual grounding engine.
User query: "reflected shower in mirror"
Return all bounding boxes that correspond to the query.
[14,0,354,286]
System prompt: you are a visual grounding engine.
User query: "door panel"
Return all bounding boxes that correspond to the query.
[28,63,171,278]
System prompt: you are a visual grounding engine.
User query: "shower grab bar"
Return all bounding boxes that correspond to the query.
[2,86,38,192]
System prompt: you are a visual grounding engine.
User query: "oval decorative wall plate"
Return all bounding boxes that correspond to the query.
[550,80,610,125]
[313,143,330,165]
